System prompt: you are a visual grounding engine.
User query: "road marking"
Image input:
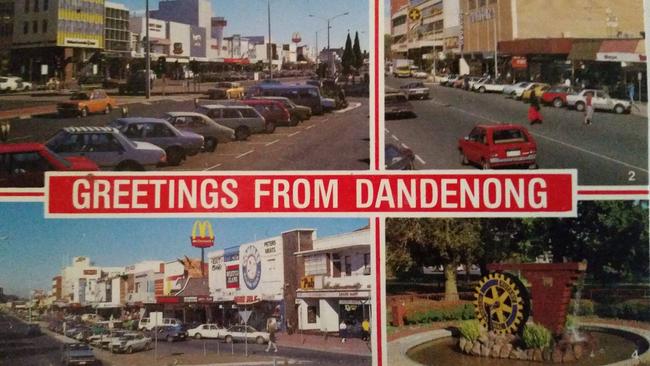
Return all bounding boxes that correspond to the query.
[288,131,301,137]
[415,154,426,164]
[401,143,410,149]
[305,125,315,130]
[203,163,222,171]
[265,139,280,146]
[334,102,362,113]
[391,134,400,141]
[448,105,649,173]
[235,150,255,159]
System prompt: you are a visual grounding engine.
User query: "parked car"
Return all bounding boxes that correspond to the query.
[99,330,128,350]
[506,82,533,99]
[565,89,631,114]
[0,76,31,92]
[165,112,235,152]
[321,97,336,112]
[57,89,116,117]
[540,85,576,108]
[148,325,187,342]
[464,76,484,90]
[252,96,312,123]
[399,82,430,100]
[502,81,530,97]
[440,74,458,86]
[412,70,429,79]
[220,325,269,344]
[110,118,204,165]
[458,124,537,169]
[110,332,152,353]
[196,104,267,140]
[0,143,98,187]
[393,67,411,78]
[473,79,506,93]
[521,83,550,102]
[45,126,167,171]
[138,317,183,331]
[61,342,97,366]
[240,99,289,129]
[207,82,245,99]
[187,323,223,339]
[385,143,415,170]
[385,91,416,119]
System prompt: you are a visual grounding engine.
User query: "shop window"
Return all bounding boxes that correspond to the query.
[42,20,47,33]
[32,20,37,34]
[307,305,318,324]
[23,21,28,34]
[332,253,341,278]
[24,0,29,13]
[33,0,38,12]
[345,256,352,276]
[363,253,371,275]
[43,0,48,10]
[135,282,141,293]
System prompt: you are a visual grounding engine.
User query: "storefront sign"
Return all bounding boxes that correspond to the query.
[511,56,528,69]
[242,245,262,290]
[296,290,371,299]
[63,38,99,48]
[211,256,223,271]
[234,295,259,305]
[300,276,315,289]
[83,269,97,275]
[468,7,495,23]
[596,52,646,63]
[173,43,183,55]
[190,26,206,58]
[191,220,214,248]
[263,240,276,254]
[408,7,421,22]
[226,264,240,289]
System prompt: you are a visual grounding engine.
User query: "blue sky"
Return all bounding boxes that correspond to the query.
[119,0,370,52]
[0,202,368,297]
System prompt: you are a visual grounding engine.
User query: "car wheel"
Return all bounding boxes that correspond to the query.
[552,98,564,108]
[104,104,112,114]
[481,159,491,170]
[575,102,585,112]
[126,346,133,354]
[80,107,89,117]
[24,85,30,91]
[614,104,625,114]
[195,333,202,340]
[511,91,517,97]
[204,138,218,152]
[265,121,276,134]
[167,336,174,343]
[256,336,265,345]
[459,150,469,165]
[225,335,233,343]
[115,161,144,171]
[235,126,250,141]
[165,147,185,166]
[290,116,300,126]
[479,87,486,93]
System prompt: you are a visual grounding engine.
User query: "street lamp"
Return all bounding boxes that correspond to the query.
[309,11,349,76]
[145,0,151,99]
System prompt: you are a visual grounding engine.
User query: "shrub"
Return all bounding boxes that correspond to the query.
[403,303,475,324]
[522,323,553,349]
[458,320,482,342]
[568,299,595,316]
[595,299,650,321]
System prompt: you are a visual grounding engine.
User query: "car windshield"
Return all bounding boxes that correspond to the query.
[548,86,568,93]
[45,146,72,168]
[70,93,91,100]
[493,129,528,144]
[386,94,408,103]
[69,343,91,351]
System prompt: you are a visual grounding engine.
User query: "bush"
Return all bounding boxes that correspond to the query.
[522,323,552,349]
[404,303,475,324]
[595,299,650,321]
[458,320,482,342]
[568,299,595,316]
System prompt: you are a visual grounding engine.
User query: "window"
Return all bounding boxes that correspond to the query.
[307,305,318,324]
[7,152,52,173]
[363,253,371,275]
[331,253,341,278]
[392,15,406,27]
[239,108,259,118]
[23,21,28,34]
[42,20,47,33]
[33,0,38,12]
[468,0,476,10]
[32,20,37,33]
[222,109,241,119]
[43,0,48,10]
[344,256,352,276]
[24,0,29,13]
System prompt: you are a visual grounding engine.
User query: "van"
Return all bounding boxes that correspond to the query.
[248,84,323,115]
[139,317,182,331]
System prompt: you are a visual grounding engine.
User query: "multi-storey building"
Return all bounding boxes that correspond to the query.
[0,0,13,74]
[104,1,129,78]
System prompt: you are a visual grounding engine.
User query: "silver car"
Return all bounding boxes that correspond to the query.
[46,127,166,171]
[110,333,152,354]
[196,104,266,141]
[165,112,235,152]
[110,118,204,166]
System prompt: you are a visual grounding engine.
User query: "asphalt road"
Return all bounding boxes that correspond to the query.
[0,313,63,366]
[385,76,648,186]
[5,96,369,171]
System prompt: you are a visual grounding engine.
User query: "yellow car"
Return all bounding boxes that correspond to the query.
[521,83,550,102]
[393,67,411,78]
[207,82,245,99]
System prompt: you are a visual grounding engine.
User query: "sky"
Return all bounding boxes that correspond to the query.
[0,202,369,298]
[118,0,370,52]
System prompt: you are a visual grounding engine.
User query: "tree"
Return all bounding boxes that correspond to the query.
[353,31,363,69]
[341,33,354,75]
[386,218,482,301]
[384,34,392,61]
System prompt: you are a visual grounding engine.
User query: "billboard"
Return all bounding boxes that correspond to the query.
[226,264,240,289]
[190,26,206,58]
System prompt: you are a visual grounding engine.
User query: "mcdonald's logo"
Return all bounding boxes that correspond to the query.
[191,220,215,248]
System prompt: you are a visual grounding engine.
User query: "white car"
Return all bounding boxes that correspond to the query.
[473,80,506,93]
[502,82,530,96]
[0,76,32,92]
[110,333,152,353]
[220,325,270,344]
[509,82,536,99]
[565,89,631,114]
[412,71,429,79]
[187,324,223,339]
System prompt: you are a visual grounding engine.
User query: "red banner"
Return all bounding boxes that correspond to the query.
[226,264,240,289]
[511,56,528,69]
[45,172,575,216]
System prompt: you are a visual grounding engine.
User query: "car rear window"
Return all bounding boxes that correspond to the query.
[386,94,407,103]
[493,129,528,144]
[239,108,259,118]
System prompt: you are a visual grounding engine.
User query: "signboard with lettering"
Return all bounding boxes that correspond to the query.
[300,276,315,289]
[190,26,206,58]
[226,264,240,289]
[512,56,528,69]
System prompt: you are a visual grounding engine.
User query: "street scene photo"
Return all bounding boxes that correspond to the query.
[386,0,648,185]
[384,201,650,365]
[0,211,373,366]
[0,0,371,187]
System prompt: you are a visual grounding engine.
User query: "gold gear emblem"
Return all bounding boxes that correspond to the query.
[474,272,530,334]
[408,8,421,22]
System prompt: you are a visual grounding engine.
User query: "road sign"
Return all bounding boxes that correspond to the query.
[240,310,252,324]
[408,8,421,22]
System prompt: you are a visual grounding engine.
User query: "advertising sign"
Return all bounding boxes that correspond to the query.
[191,220,214,248]
[190,26,206,58]
[226,264,240,289]
[511,56,528,69]
[241,245,262,290]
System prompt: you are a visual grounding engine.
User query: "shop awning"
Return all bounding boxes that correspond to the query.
[294,244,369,256]
[568,39,604,61]
[596,39,646,63]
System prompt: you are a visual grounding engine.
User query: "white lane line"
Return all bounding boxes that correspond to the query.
[448,105,649,173]
[401,143,410,149]
[235,150,255,159]
[265,139,280,146]
[415,155,426,165]
[391,134,400,141]
[385,128,390,133]
[334,102,362,113]
[203,163,222,171]
[305,125,315,130]
[288,131,301,137]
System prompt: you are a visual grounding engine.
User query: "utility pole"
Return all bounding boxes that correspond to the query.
[493,0,499,80]
[267,0,272,79]
[145,0,151,99]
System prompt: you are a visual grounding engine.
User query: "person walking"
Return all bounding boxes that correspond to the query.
[528,90,542,125]
[339,320,347,343]
[265,324,278,353]
[628,81,636,103]
[584,91,594,125]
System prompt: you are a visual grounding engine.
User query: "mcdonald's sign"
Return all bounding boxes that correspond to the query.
[191,220,215,248]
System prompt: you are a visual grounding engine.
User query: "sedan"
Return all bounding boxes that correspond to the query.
[399,82,430,100]
[458,124,537,169]
[165,112,235,152]
[187,324,223,339]
[220,325,269,345]
[540,85,575,108]
[110,333,152,353]
[110,118,204,166]
[57,89,116,117]
[385,92,416,119]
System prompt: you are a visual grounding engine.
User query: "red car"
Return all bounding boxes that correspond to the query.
[0,143,98,187]
[540,85,575,108]
[458,124,537,169]
[240,99,290,130]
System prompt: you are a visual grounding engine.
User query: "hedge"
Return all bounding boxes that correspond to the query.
[404,303,475,324]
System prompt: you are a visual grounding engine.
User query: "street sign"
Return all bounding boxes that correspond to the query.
[240,309,252,323]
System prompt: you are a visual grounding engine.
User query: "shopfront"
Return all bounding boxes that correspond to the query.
[296,289,371,337]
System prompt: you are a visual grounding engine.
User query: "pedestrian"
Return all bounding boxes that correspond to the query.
[266,323,278,352]
[339,320,347,343]
[528,102,543,125]
[361,319,370,341]
[584,91,594,125]
[627,82,636,103]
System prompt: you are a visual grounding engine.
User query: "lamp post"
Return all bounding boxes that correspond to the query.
[309,11,349,76]
[145,0,151,99]
[493,0,499,80]
[267,0,272,79]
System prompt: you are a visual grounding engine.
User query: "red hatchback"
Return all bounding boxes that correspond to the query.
[0,143,98,187]
[458,124,537,169]
[240,99,291,131]
[540,85,575,108]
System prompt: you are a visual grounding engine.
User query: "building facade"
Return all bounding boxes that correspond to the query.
[0,0,13,74]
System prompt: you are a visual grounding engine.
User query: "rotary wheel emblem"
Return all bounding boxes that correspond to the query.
[474,272,529,334]
[408,8,421,22]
